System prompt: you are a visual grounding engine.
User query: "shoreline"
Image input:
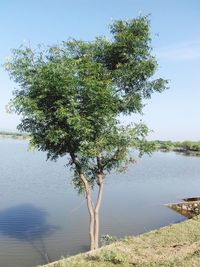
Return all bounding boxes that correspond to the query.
[39,215,200,267]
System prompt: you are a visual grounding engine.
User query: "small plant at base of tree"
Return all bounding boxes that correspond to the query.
[98,249,125,264]
[100,234,118,246]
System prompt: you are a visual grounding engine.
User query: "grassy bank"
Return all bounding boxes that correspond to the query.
[40,215,200,267]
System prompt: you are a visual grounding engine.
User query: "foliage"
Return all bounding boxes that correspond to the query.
[4,16,167,189]
[98,249,125,264]
[181,141,200,152]
[193,250,200,257]
[151,140,200,154]
[0,131,28,139]
[100,234,118,246]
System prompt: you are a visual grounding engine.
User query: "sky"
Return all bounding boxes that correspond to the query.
[0,0,200,141]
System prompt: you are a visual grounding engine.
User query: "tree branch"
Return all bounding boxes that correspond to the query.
[102,148,125,169]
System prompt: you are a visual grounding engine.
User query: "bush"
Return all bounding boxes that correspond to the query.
[100,234,118,246]
[99,250,125,264]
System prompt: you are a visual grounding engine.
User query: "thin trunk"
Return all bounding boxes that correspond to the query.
[70,153,97,250]
[80,173,95,250]
[94,174,103,249]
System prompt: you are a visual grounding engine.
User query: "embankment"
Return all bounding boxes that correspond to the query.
[39,215,200,267]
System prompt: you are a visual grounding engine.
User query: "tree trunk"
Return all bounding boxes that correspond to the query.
[71,153,104,251]
[79,172,104,250]
[94,174,103,249]
[80,173,95,250]
[87,192,95,250]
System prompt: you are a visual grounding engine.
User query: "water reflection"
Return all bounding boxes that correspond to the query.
[0,204,58,263]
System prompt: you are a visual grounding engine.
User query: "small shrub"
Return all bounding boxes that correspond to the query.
[193,249,200,257]
[100,234,118,246]
[99,250,125,264]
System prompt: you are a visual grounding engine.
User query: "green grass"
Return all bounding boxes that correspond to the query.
[39,215,200,267]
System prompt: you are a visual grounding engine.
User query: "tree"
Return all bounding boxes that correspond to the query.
[5,16,167,250]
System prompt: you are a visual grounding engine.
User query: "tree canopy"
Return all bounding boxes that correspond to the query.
[5,16,167,172]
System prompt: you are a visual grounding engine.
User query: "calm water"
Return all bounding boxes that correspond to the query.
[0,139,200,267]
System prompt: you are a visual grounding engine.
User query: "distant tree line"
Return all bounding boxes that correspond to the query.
[0,131,28,139]
[150,140,200,156]
[1,132,199,156]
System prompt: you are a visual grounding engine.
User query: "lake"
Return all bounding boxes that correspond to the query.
[0,139,200,267]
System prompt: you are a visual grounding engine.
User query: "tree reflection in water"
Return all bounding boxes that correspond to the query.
[0,204,59,264]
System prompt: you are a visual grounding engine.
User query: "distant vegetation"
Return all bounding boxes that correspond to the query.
[0,132,199,157]
[0,131,28,140]
[150,140,200,156]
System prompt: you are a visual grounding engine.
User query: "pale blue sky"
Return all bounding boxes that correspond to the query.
[0,0,200,140]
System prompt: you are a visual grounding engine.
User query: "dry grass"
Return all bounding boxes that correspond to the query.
[39,215,200,267]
